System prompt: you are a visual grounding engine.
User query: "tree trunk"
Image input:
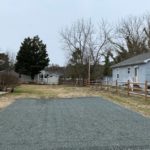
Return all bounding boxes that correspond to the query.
[31,74,35,81]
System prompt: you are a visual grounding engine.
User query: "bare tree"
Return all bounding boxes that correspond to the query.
[110,16,149,63]
[60,19,111,80]
[0,51,19,92]
[0,71,19,92]
[6,51,16,70]
[143,13,150,49]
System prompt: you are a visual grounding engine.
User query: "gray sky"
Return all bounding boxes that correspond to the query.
[0,0,150,66]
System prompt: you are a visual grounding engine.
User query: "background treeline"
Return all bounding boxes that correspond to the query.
[0,14,150,85]
[60,14,150,81]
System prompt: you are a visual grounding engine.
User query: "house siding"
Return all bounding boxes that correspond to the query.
[38,70,59,85]
[145,61,150,82]
[19,74,38,83]
[18,70,60,85]
[138,64,146,83]
[113,66,132,83]
[112,64,146,84]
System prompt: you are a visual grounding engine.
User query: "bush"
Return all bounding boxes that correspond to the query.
[0,71,19,92]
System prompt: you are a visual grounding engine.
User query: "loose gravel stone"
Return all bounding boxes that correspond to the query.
[0,97,150,149]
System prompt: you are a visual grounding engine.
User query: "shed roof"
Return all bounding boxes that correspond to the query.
[112,52,150,68]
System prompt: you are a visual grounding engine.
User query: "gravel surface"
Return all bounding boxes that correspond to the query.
[0,97,150,150]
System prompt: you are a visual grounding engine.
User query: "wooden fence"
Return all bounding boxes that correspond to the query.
[89,80,150,100]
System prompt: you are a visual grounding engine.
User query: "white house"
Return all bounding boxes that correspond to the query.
[37,70,59,85]
[112,52,150,84]
[19,70,60,85]
[19,74,38,83]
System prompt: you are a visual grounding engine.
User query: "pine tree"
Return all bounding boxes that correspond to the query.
[103,51,112,77]
[15,36,49,79]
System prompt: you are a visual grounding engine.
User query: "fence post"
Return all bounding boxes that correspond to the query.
[116,80,118,94]
[107,80,109,91]
[145,80,148,100]
[100,81,102,90]
[84,80,88,87]
[127,80,130,96]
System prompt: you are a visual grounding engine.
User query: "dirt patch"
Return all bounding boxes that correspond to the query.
[0,96,15,110]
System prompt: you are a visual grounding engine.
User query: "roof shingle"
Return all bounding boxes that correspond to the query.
[112,52,150,68]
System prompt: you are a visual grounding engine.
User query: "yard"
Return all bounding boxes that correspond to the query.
[0,85,150,149]
[0,84,150,117]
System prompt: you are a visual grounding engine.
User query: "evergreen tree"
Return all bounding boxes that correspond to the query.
[103,51,112,77]
[67,48,85,80]
[15,36,49,79]
[0,53,9,71]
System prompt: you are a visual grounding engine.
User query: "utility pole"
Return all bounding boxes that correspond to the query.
[88,55,91,85]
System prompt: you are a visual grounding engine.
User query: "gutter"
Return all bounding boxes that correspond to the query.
[111,62,146,69]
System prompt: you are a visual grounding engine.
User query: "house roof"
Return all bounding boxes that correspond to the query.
[45,66,65,76]
[40,70,63,76]
[112,52,150,68]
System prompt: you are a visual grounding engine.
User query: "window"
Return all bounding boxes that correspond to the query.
[40,74,43,78]
[128,68,130,74]
[117,74,119,78]
[116,68,119,78]
[45,74,49,78]
[135,68,138,76]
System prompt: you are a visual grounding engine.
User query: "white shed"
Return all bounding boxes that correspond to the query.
[112,52,150,84]
[38,70,59,85]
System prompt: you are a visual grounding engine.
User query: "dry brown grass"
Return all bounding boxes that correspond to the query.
[0,85,95,110]
[13,84,97,98]
[91,89,150,117]
[0,84,150,117]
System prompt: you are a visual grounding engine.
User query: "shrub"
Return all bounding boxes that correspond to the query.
[0,71,19,92]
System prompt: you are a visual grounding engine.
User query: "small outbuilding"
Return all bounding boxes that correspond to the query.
[38,70,60,85]
[18,70,61,85]
[112,52,150,84]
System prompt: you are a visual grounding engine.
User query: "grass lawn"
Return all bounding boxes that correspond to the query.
[0,84,150,117]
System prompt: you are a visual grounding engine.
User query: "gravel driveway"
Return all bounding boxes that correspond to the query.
[0,97,150,150]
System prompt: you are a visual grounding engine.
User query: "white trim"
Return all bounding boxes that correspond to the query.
[134,65,139,68]
[144,59,150,63]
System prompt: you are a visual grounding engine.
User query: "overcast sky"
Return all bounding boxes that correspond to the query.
[0,0,150,66]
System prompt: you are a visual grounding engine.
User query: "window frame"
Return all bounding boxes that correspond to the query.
[128,68,130,74]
